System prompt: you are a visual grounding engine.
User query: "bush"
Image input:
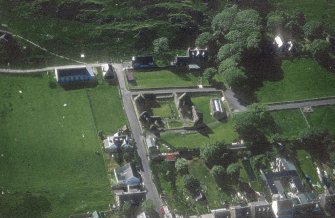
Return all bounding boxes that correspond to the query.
[211,165,226,180]
[183,174,200,192]
[175,158,188,175]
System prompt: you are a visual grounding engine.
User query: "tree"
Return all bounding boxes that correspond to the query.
[226,163,240,175]
[195,32,212,48]
[233,104,276,152]
[217,42,242,62]
[303,20,324,40]
[218,58,238,74]
[246,31,262,49]
[307,39,331,60]
[229,9,262,48]
[153,37,169,55]
[299,127,333,154]
[222,66,247,88]
[211,5,238,35]
[175,158,188,175]
[211,165,226,180]
[203,67,217,82]
[200,141,226,167]
[300,127,330,145]
[253,154,269,169]
[183,175,200,192]
[266,11,286,32]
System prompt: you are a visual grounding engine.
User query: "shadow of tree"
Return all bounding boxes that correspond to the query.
[0,192,52,217]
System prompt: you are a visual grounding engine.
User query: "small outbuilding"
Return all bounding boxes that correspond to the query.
[210,98,227,121]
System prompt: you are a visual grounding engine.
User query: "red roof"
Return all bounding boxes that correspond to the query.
[166,153,176,161]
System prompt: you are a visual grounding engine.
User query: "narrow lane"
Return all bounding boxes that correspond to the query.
[113,64,163,211]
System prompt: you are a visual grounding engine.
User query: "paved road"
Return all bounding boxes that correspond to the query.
[0,63,107,74]
[224,89,247,112]
[267,98,335,111]
[113,64,163,212]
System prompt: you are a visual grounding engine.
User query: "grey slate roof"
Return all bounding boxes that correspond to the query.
[114,163,140,186]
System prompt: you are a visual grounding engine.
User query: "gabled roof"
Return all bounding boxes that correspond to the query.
[114,163,140,186]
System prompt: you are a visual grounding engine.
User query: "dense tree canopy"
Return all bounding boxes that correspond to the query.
[211,165,226,180]
[233,104,276,152]
[226,162,240,175]
[266,11,286,32]
[211,5,238,35]
[203,67,217,82]
[217,43,243,62]
[222,66,247,88]
[200,141,226,168]
[303,20,324,40]
[153,37,169,55]
[307,39,331,60]
[195,32,212,48]
[175,158,188,175]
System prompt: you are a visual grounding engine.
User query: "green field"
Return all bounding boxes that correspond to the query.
[271,109,308,138]
[0,74,125,217]
[257,58,335,103]
[270,0,335,28]
[306,106,335,135]
[130,70,207,89]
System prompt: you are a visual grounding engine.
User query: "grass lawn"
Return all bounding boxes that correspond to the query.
[256,58,335,103]
[87,85,126,135]
[130,70,207,89]
[271,109,308,138]
[296,150,319,184]
[0,74,125,217]
[160,120,238,149]
[270,0,335,28]
[306,106,335,135]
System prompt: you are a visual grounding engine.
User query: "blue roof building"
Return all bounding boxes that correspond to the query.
[55,65,95,84]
